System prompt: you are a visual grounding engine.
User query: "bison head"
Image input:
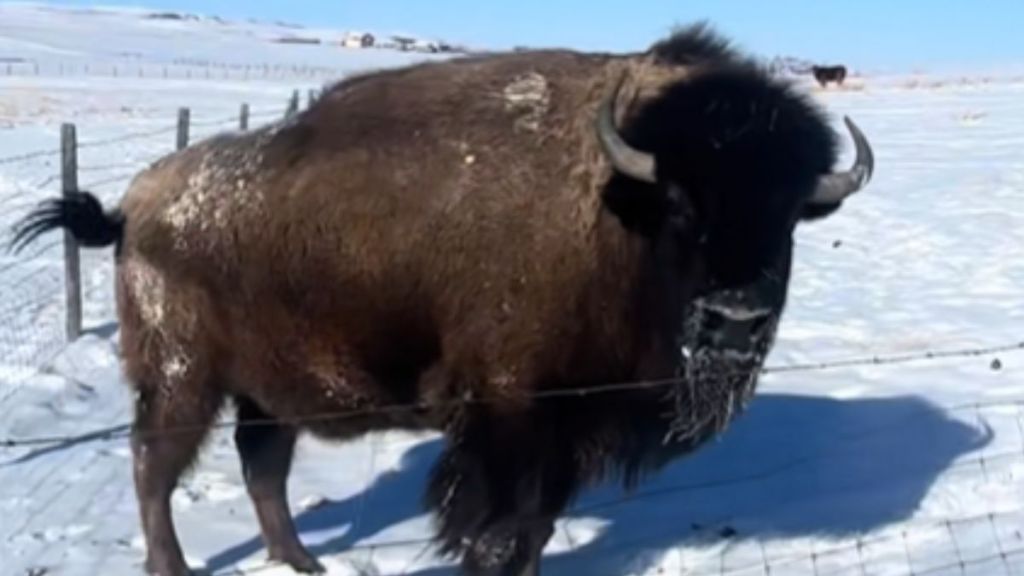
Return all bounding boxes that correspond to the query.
[596,66,873,440]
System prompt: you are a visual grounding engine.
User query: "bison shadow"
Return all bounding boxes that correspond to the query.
[205,393,992,575]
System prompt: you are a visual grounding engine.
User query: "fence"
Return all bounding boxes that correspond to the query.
[1,59,350,83]
[37,89,308,343]
[0,88,312,413]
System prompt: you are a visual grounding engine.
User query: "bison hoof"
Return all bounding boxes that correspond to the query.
[143,558,196,576]
[270,550,325,574]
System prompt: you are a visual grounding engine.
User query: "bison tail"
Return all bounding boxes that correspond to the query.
[8,191,124,254]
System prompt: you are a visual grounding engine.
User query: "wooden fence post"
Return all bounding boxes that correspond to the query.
[240,103,250,131]
[177,108,190,150]
[61,124,82,342]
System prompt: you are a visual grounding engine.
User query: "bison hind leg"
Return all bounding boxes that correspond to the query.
[130,366,225,575]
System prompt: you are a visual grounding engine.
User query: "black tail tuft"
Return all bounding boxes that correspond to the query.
[8,191,124,254]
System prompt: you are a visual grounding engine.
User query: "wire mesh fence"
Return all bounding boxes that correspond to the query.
[2,58,351,83]
[0,97,296,414]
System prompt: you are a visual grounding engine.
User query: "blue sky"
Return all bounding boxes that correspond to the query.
[46,0,1024,71]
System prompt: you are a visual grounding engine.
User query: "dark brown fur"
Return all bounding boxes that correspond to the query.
[11,24,859,576]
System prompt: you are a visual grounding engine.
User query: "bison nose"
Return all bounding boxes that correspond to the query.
[696,297,774,351]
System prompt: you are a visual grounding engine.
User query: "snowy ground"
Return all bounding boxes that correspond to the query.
[2,5,1024,576]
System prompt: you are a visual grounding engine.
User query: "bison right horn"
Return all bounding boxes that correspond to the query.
[808,116,875,205]
[595,76,658,184]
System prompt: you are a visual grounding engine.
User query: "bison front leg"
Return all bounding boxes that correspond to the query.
[426,409,573,576]
[234,397,324,574]
[463,519,555,576]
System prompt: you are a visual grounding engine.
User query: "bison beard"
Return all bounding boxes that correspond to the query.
[664,305,776,447]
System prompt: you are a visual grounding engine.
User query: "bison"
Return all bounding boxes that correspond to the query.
[11,23,873,576]
[812,64,848,87]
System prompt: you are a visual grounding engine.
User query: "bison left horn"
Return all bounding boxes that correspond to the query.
[595,76,658,184]
[809,116,875,205]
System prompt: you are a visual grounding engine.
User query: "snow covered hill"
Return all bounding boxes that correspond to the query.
[1,3,1024,575]
[0,2,450,79]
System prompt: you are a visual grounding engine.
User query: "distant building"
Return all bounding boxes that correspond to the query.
[391,36,418,51]
[341,32,375,49]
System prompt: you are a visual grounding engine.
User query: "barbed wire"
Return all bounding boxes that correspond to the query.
[0,127,176,167]
[0,106,286,167]
[2,260,65,297]
[0,148,61,166]
[78,161,148,173]
[251,108,291,121]
[1,340,1021,449]
[760,341,1024,373]
[0,238,61,276]
[78,125,180,149]
[191,113,255,128]
[80,172,137,190]
[0,187,38,210]
[0,176,61,209]
[32,173,61,189]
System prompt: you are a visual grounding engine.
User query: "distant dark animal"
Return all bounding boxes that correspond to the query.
[812,64,848,87]
[11,22,873,576]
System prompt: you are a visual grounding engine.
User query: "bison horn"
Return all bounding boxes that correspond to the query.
[595,77,658,184]
[809,116,875,205]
